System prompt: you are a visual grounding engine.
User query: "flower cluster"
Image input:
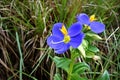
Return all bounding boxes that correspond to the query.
[47,13,105,54]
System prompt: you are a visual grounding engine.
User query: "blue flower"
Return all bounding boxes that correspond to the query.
[47,22,84,54]
[76,13,105,33]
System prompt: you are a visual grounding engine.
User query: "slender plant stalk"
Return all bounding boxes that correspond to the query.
[16,32,23,80]
[67,54,75,80]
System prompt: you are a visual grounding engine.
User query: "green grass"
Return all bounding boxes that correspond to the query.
[0,0,120,80]
[16,31,23,80]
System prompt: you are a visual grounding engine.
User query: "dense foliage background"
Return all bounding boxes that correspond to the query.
[0,0,120,80]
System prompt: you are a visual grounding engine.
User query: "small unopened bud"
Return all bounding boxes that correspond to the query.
[93,55,101,61]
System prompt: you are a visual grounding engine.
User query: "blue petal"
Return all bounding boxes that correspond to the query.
[52,23,64,38]
[54,44,70,54]
[69,33,84,48]
[90,21,105,33]
[68,22,83,37]
[47,35,64,49]
[76,13,90,25]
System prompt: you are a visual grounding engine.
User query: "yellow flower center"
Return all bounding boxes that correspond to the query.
[60,24,70,43]
[64,35,70,43]
[90,15,97,22]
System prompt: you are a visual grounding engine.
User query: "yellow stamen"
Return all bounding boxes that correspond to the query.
[60,24,68,35]
[63,35,70,43]
[90,14,97,22]
[60,24,70,43]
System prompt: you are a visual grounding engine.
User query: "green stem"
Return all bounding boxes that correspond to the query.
[67,54,75,80]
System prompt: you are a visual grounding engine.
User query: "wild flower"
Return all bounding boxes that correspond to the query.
[47,22,84,54]
[76,13,105,33]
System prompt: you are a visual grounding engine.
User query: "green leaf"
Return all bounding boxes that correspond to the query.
[54,73,62,80]
[88,45,99,53]
[86,51,95,58]
[78,44,86,57]
[98,70,110,80]
[85,45,99,58]
[86,32,102,40]
[71,74,88,80]
[82,40,89,49]
[53,56,71,72]
[78,40,89,57]
[72,62,90,74]
[70,48,80,59]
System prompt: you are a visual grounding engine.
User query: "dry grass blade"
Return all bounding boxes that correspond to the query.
[0,58,18,78]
